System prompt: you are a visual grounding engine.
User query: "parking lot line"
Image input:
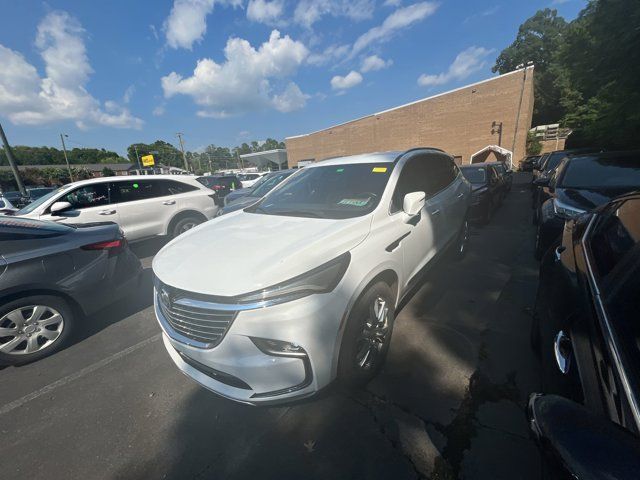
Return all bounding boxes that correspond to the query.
[0,333,161,416]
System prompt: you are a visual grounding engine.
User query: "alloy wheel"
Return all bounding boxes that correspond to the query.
[0,305,64,355]
[355,296,390,370]
[179,221,198,233]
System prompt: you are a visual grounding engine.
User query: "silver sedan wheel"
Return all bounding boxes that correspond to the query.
[355,297,390,370]
[0,305,64,355]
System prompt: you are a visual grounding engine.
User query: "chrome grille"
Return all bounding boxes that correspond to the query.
[157,287,237,347]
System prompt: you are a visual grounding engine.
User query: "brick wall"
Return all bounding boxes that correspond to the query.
[539,138,566,154]
[286,67,535,168]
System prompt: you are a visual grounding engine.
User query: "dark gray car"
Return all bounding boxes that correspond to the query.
[0,217,141,365]
[218,170,295,215]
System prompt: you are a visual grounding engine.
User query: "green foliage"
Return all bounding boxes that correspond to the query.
[526,132,543,155]
[0,167,93,191]
[102,166,116,177]
[493,8,569,125]
[497,1,640,151]
[0,146,126,166]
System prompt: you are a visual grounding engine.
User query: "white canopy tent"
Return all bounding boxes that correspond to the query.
[470,145,513,169]
[239,149,288,170]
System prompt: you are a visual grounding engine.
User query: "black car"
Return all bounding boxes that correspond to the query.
[460,163,503,224]
[533,150,640,259]
[218,169,295,215]
[196,175,242,205]
[530,193,640,478]
[493,161,513,192]
[520,155,540,172]
[0,217,141,365]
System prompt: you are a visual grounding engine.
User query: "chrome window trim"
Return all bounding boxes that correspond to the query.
[581,212,640,431]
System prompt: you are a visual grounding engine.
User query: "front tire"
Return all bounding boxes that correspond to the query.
[0,295,74,366]
[338,282,395,388]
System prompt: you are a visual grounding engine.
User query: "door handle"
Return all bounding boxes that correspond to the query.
[457,193,464,198]
[162,200,176,205]
[430,209,441,215]
[98,209,116,215]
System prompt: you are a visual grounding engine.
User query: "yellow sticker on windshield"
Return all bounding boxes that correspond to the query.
[372,167,387,173]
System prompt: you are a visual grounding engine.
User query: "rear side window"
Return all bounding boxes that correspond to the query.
[111,180,165,203]
[163,180,198,195]
[62,184,110,209]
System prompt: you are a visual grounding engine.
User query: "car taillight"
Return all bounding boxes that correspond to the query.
[82,239,125,251]
[212,185,223,190]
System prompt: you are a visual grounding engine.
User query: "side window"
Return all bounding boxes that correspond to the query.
[111,180,165,203]
[432,156,458,192]
[164,180,198,195]
[62,183,110,210]
[391,156,431,213]
[488,167,498,184]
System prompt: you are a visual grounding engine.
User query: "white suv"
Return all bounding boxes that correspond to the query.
[153,149,471,404]
[13,175,218,241]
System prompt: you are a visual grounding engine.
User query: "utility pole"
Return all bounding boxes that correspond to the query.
[491,121,503,146]
[511,61,533,169]
[60,133,74,182]
[176,133,189,172]
[133,144,142,170]
[0,121,26,196]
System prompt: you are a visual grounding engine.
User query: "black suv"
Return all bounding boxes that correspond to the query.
[460,163,504,224]
[533,151,640,259]
[197,175,242,204]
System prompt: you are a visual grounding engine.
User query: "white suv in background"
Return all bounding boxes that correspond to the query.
[13,175,218,241]
[153,149,471,404]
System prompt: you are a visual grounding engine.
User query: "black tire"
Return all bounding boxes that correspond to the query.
[0,295,74,366]
[172,215,203,238]
[338,282,395,388]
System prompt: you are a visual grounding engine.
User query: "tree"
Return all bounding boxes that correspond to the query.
[526,132,543,155]
[102,166,116,177]
[493,9,569,126]
[0,145,127,166]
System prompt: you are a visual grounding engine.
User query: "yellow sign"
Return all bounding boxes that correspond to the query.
[372,167,387,173]
[141,154,155,167]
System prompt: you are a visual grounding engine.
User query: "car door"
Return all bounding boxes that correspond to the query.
[389,154,441,287]
[487,166,501,204]
[109,179,177,241]
[39,182,118,226]
[427,155,468,246]
[584,198,640,433]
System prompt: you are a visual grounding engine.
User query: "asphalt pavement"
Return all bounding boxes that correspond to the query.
[0,173,542,480]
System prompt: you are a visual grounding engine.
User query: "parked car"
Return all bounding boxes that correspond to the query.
[520,155,540,172]
[26,186,56,200]
[2,191,29,209]
[531,193,640,457]
[460,163,503,224]
[0,217,142,365]
[218,169,295,215]
[493,161,513,192]
[533,150,640,259]
[223,173,274,205]
[153,149,471,404]
[13,175,219,241]
[0,195,17,215]
[197,175,243,204]
[238,172,267,189]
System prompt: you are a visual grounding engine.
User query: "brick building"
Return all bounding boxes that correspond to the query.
[285,66,534,168]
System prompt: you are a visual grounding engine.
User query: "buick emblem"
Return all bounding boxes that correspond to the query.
[160,288,172,307]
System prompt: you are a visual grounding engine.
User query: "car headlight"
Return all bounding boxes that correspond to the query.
[235,252,350,306]
[553,199,586,220]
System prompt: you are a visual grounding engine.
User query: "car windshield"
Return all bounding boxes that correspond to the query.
[246,163,393,219]
[461,167,486,184]
[250,172,293,197]
[560,155,640,189]
[543,152,568,172]
[28,187,55,199]
[14,187,65,215]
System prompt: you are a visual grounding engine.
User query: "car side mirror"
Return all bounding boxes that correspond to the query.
[528,394,640,479]
[534,177,550,187]
[403,192,425,217]
[50,201,73,215]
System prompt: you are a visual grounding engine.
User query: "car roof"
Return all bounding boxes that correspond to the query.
[460,162,499,168]
[57,174,201,189]
[307,148,448,168]
[566,150,640,160]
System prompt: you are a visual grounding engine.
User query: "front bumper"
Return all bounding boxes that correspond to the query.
[154,286,350,405]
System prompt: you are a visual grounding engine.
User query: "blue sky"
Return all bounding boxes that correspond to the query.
[0,0,586,156]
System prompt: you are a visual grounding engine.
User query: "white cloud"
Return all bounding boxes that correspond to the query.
[152,104,166,116]
[351,2,438,58]
[293,0,375,28]
[417,46,494,87]
[247,0,285,24]
[0,11,142,129]
[162,30,309,117]
[331,70,363,90]
[307,43,350,66]
[361,54,393,72]
[164,0,242,50]
[383,0,402,6]
[123,84,135,103]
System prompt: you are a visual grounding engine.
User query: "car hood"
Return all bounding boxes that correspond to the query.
[153,211,372,296]
[558,187,635,211]
[221,196,260,214]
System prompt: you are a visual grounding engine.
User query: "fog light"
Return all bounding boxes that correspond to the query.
[251,337,307,358]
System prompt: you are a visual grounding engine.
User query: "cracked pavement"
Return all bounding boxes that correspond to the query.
[0,173,542,480]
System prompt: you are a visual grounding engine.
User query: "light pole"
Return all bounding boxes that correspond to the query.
[511,61,533,168]
[0,121,26,196]
[176,133,190,171]
[60,133,74,182]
